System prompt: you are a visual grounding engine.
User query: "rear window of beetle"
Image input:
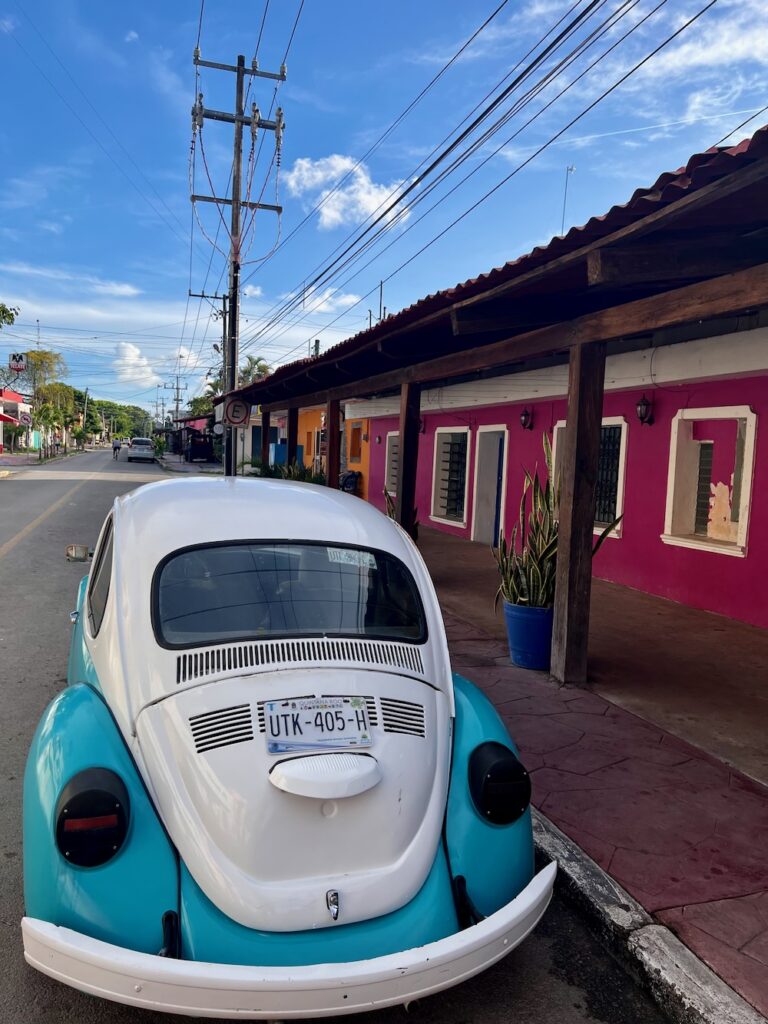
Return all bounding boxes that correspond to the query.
[154,542,427,648]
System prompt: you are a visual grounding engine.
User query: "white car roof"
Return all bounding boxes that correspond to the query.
[94,478,452,725]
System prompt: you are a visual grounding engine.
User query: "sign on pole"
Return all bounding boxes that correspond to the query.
[222,397,250,427]
[19,411,32,426]
[9,352,27,373]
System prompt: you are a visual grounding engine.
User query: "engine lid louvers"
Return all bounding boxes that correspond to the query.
[380,698,426,738]
[189,704,254,753]
[176,637,424,685]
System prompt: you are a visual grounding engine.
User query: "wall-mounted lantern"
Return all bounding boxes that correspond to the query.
[375,435,382,445]
[636,394,654,426]
[520,408,534,430]
[419,418,426,434]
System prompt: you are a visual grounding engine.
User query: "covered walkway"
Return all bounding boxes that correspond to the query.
[421,528,768,1016]
[419,526,768,787]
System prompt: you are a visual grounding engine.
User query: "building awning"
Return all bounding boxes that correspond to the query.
[0,412,19,425]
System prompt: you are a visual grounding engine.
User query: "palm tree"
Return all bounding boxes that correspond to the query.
[238,355,271,386]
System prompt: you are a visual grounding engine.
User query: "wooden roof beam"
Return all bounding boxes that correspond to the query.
[587,236,766,288]
[452,155,768,311]
[258,260,768,412]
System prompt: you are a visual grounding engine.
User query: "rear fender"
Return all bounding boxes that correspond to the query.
[445,673,534,918]
[23,683,178,954]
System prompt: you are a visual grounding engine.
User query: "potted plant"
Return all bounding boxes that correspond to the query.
[492,434,619,671]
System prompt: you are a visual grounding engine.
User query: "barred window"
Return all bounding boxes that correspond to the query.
[431,430,469,523]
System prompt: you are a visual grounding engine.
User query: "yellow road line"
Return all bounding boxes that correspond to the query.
[0,466,104,562]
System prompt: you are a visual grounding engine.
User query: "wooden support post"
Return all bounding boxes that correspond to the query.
[326,398,340,488]
[286,407,299,465]
[260,409,270,466]
[395,382,420,539]
[551,341,606,685]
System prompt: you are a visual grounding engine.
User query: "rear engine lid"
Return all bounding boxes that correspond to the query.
[136,667,451,932]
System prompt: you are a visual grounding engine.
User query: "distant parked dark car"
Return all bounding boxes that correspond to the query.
[127,438,155,463]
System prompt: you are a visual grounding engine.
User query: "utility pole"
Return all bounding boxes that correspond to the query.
[164,375,188,430]
[191,50,285,477]
[190,288,229,457]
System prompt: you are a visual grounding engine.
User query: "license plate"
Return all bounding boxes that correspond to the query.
[265,696,371,754]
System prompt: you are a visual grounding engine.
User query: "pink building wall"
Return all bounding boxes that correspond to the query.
[367,374,768,629]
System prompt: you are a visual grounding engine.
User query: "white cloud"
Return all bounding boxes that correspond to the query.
[114,342,161,386]
[148,47,188,113]
[243,284,263,298]
[303,286,361,314]
[0,261,140,296]
[284,154,408,231]
[0,160,89,210]
[0,15,17,33]
[124,30,139,43]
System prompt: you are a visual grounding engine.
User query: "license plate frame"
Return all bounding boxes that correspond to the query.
[265,696,372,754]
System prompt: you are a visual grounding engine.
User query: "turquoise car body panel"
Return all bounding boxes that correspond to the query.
[26,629,533,963]
[66,576,101,693]
[23,684,178,954]
[446,674,534,918]
[180,849,459,966]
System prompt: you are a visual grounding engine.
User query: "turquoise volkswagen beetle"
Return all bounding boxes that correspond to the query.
[22,477,555,1018]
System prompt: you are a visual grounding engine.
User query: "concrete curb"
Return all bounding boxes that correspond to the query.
[0,469,11,478]
[532,809,766,1024]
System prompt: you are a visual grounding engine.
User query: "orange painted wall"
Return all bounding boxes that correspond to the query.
[345,417,370,500]
[298,408,323,468]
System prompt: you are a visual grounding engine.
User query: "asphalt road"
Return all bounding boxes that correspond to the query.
[0,450,666,1024]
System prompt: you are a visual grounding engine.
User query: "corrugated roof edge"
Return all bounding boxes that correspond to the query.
[230,124,768,398]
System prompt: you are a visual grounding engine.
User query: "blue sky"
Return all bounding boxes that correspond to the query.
[0,0,766,412]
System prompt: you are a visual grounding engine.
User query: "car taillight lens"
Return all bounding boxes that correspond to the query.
[55,768,130,867]
[468,741,531,825]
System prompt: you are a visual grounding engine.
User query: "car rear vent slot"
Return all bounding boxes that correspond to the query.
[189,704,254,753]
[176,640,424,684]
[380,698,426,738]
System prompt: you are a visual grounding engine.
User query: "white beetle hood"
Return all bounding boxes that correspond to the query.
[85,478,455,931]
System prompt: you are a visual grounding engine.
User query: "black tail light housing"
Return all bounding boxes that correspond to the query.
[469,741,531,825]
[55,768,130,867]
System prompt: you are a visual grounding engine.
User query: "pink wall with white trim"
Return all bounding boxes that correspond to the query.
[367,374,768,629]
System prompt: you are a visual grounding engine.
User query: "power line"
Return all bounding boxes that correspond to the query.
[255,0,720,368]
[713,104,768,147]
[239,0,634,352]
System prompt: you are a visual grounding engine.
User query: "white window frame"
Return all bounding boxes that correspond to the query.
[430,426,471,528]
[551,417,628,539]
[661,405,756,558]
[384,431,400,497]
[470,425,509,543]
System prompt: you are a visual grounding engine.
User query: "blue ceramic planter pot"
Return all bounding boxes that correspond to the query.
[502,602,553,671]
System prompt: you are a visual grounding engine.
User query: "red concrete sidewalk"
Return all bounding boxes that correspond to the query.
[444,611,768,1018]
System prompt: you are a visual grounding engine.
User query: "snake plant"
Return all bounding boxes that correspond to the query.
[493,433,620,609]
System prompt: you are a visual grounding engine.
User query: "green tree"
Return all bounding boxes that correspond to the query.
[238,354,271,386]
[186,395,213,417]
[0,302,18,328]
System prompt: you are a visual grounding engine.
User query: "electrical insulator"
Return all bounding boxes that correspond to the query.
[193,47,201,61]
[280,63,287,79]
[251,103,260,142]
[194,93,205,132]
[252,58,259,73]
[275,107,285,150]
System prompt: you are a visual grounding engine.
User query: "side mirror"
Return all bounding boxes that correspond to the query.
[66,544,92,563]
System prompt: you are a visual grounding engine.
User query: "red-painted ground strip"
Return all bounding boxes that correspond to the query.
[444,612,768,1018]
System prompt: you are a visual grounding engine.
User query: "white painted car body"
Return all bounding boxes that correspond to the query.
[23,862,555,1019]
[85,479,455,931]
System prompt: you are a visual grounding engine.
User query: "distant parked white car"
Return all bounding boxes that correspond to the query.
[126,437,154,462]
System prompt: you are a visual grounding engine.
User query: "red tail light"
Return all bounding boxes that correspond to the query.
[63,813,119,833]
[55,769,130,867]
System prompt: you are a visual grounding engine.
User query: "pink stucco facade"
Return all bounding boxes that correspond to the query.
[367,374,768,629]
